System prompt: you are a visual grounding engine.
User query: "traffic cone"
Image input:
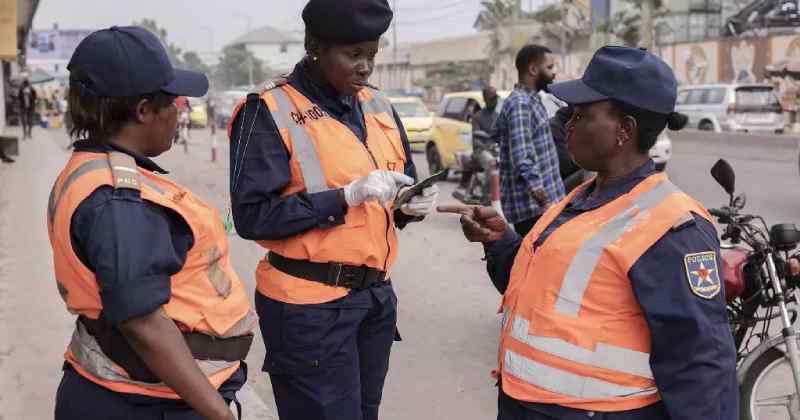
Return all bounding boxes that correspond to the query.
[489,167,504,219]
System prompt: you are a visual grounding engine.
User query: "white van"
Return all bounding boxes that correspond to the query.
[675,84,784,134]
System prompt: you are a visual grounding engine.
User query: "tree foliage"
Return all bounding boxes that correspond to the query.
[213,44,268,89]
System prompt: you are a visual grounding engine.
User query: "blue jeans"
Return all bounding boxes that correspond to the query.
[256,282,399,420]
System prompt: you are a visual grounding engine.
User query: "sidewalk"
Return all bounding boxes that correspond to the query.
[0,128,276,420]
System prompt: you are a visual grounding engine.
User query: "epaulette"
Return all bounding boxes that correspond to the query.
[671,212,696,231]
[262,75,290,92]
[107,151,141,191]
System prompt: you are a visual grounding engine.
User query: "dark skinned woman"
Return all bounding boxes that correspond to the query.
[440,46,738,419]
[227,1,437,419]
[48,27,255,420]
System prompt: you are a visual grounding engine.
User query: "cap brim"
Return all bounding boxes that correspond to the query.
[162,69,209,97]
[548,79,608,105]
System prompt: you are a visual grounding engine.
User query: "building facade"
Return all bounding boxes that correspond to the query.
[227,26,304,74]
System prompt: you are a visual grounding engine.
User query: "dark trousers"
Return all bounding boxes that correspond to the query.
[20,108,34,137]
[497,388,669,420]
[513,215,541,237]
[54,364,239,420]
[256,282,399,420]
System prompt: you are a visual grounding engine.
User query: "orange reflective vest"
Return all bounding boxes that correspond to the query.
[230,83,406,304]
[47,151,256,399]
[498,172,713,412]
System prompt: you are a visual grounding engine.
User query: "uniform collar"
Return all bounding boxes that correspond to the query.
[571,160,657,211]
[72,139,169,174]
[290,60,357,115]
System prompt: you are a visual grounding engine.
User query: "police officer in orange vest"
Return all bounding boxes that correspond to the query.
[48,26,255,420]
[440,46,738,419]
[227,1,438,419]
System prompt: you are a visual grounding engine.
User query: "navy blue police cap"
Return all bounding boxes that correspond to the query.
[67,26,208,98]
[548,46,677,115]
[303,0,393,44]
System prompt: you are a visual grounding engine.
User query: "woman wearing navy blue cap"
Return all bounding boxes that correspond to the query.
[48,26,255,420]
[227,0,437,419]
[440,45,738,419]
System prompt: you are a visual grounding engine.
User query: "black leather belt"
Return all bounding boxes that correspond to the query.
[268,252,388,290]
[80,317,253,383]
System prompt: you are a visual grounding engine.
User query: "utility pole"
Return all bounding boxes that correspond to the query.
[641,0,655,50]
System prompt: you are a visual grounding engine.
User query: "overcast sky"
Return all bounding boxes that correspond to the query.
[31,0,544,54]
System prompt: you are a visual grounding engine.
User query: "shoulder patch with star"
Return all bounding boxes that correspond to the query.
[684,251,722,299]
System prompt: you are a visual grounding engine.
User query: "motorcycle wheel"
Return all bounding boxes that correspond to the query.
[741,347,800,420]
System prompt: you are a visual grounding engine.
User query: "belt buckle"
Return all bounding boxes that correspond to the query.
[329,263,344,287]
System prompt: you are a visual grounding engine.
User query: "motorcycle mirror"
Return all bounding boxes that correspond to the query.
[732,193,747,210]
[711,159,736,196]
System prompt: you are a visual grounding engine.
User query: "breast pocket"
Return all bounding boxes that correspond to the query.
[370,113,406,172]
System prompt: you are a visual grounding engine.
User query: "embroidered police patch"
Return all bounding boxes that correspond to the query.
[684,251,722,299]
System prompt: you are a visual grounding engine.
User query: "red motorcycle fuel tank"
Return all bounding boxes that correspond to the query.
[721,247,748,303]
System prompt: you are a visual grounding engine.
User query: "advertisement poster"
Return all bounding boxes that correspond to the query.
[27,29,93,61]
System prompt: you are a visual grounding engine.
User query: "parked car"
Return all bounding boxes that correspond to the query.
[389,96,433,153]
[675,83,784,134]
[188,98,208,128]
[427,90,672,173]
[214,89,249,129]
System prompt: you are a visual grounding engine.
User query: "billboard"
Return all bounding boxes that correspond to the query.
[26,29,93,61]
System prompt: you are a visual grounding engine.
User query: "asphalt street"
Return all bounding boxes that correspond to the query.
[1,126,798,419]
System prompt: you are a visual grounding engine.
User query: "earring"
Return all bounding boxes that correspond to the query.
[312,55,319,62]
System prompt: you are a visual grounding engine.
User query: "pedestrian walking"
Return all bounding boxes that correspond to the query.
[439,45,738,420]
[494,45,564,236]
[18,78,37,139]
[227,0,438,418]
[48,26,255,420]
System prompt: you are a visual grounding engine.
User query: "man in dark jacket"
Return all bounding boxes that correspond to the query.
[18,79,37,139]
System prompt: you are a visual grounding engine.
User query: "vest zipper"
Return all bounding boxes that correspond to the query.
[358,141,392,273]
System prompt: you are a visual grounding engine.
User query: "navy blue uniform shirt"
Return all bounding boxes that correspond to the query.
[485,160,738,420]
[229,60,419,241]
[68,139,245,400]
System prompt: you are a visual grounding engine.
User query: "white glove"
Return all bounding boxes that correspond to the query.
[400,185,439,216]
[343,170,414,207]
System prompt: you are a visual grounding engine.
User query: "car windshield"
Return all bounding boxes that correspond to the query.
[393,101,428,118]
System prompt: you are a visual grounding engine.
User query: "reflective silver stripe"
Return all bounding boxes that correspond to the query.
[220,309,258,338]
[509,315,653,379]
[69,320,238,389]
[361,88,393,116]
[48,159,110,224]
[270,89,330,193]
[554,180,680,316]
[504,349,658,400]
[142,179,165,195]
[207,246,232,299]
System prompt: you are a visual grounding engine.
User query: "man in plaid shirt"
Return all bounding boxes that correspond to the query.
[495,45,565,236]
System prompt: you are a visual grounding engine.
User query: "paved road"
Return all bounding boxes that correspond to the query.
[1,127,799,419]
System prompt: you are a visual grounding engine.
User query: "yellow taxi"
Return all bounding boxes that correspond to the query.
[389,96,433,153]
[188,98,208,128]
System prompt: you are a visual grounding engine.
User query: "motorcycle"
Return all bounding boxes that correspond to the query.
[452,130,499,206]
[709,159,800,419]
